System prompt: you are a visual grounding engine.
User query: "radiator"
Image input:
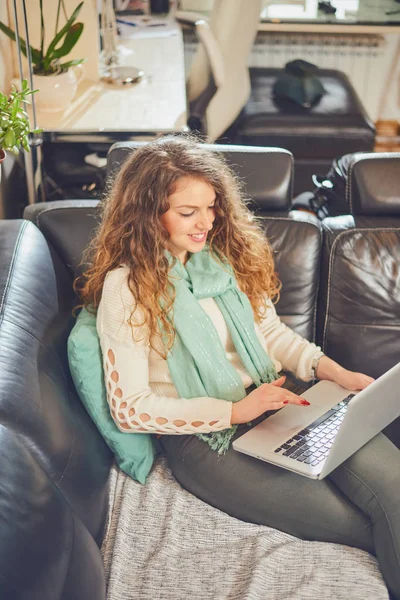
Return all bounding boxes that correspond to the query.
[183,31,397,121]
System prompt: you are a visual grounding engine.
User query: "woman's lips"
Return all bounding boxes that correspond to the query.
[188,233,207,242]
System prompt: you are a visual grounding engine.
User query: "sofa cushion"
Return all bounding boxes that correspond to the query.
[318,218,400,378]
[68,308,155,484]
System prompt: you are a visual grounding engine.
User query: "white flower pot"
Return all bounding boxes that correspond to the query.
[33,66,84,113]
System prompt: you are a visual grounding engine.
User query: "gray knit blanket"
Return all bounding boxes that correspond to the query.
[101,457,388,600]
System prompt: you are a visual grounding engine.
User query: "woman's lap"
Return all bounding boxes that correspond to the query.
[160,431,374,554]
[160,373,400,559]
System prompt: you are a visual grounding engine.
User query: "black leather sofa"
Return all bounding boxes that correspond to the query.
[0,144,398,598]
[224,68,376,195]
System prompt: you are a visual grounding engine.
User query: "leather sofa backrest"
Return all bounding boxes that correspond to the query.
[317,215,400,378]
[0,220,111,599]
[261,215,322,342]
[24,203,322,343]
[24,200,100,278]
[316,153,400,376]
[106,141,294,214]
[346,153,400,216]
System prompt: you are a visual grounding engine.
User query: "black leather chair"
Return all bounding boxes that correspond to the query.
[106,142,294,216]
[292,151,400,218]
[224,68,376,196]
[317,154,400,378]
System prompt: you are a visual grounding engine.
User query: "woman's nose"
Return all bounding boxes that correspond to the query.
[196,212,214,230]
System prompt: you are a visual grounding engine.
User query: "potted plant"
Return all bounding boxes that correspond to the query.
[0,1,86,112]
[0,80,42,187]
[0,80,42,158]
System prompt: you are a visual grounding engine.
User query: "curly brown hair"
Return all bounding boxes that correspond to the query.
[75,135,281,357]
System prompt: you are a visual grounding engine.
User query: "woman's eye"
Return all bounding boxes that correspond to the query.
[179,205,215,218]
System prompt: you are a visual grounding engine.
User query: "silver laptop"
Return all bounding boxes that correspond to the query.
[233,362,400,479]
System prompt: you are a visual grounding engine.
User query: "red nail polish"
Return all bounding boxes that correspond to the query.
[283,400,289,404]
[300,400,310,406]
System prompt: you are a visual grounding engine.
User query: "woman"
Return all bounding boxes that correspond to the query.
[77,136,400,599]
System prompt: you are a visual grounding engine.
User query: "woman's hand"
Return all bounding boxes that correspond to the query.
[230,376,310,425]
[315,356,374,391]
[333,369,375,391]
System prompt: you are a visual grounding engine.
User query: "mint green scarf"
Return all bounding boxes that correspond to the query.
[165,248,278,453]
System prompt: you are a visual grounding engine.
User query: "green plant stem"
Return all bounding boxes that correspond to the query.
[55,0,61,39]
[39,0,45,60]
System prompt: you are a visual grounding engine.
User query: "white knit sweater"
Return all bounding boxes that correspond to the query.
[97,266,323,436]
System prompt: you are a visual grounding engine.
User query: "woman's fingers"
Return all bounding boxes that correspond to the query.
[270,376,286,387]
[264,389,310,407]
[359,374,375,386]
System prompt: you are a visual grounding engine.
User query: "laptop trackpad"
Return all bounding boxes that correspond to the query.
[246,380,350,443]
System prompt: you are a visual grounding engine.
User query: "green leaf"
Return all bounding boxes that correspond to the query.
[22,136,30,152]
[45,2,84,62]
[0,21,42,65]
[24,88,40,96]
[58,58,86,71]
[52,22,83,59]
[4,129,16,150]
[11,97,19,119]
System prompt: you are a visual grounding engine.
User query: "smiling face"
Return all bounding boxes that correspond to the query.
[160,176,216,264]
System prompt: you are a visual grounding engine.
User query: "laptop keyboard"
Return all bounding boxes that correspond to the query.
[274,394,355,467]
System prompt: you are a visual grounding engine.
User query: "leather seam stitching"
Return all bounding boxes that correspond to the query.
[261,216,321,342]
[346,159,355,214]
[312,226,323,343]
[55,416,77,487]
